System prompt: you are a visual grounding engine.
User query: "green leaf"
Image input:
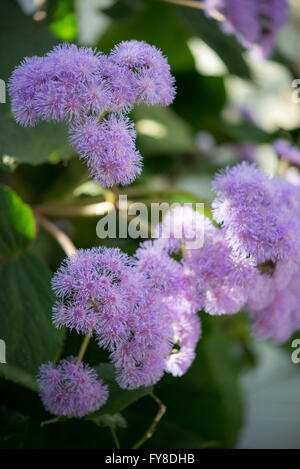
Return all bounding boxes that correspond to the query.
[0,186,35,258]
[133,105,195,156]
[92,363,152,416]
[0,252,64,387]
[0,363,38,392]
[178,7,251,78]
[98,1,195,73]
[0,0,73,164]
[173,72,226,129]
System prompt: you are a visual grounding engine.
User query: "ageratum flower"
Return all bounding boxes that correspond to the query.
[184,228,256,316]
[212,162,294,264]
[273,140,300,168]
[248,271,300,344]
[51,247,146,349]
[109,40,176,106]
[203,0,289,60]
[38,358,108,418]
[69,114,142,187]
[164,297,201,377]
[9,41,176,188]
[154,205,214,253]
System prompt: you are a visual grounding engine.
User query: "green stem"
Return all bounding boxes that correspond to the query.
[77,332,92,364]
[97,110,107,124]
[110,426,121,449]
[132,392,166,449]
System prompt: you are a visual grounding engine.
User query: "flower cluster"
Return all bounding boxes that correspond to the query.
[9,41,176,187]
[203,0,289,60]
[39,161,300,418]
[211,163,300,342]
[147,163,300,343]
[38,357,108,418]
[51,247,173,391]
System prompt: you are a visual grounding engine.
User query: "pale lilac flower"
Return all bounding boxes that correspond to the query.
[110,40,176,106]
[111,293,173,389]
[38,357,108,418]
[155,205,214,253]
[212,163,291,264]
[185,229,256,315]
[273,140,300,168]
[9,41,176,187]
[52,247,145,347]
[203,0,289,60]
[249,272,300,344]
[164,298,201,377]
[69,114,142,187]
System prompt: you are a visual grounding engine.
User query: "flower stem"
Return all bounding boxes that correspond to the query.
[110,426,121,449]
[35,213,76,257]
[77,332,92,364]
[132,392,166,449]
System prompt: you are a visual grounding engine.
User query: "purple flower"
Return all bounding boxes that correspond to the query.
[164,299,201,377]
[154,205,214,253]
[38,357,108,418]
[273,140,300,168]
[69,114,142,187]
[112,293,173,390]
[9,44,102,125]
[249,271,300,343]
[8,56,48,126]
[203,0,289,60]
[135,240,191,297]
[9,41,176,187]
[51,247,145,347]
[110,40,176,106]
[212,162,292,264]
[184,228,256,315]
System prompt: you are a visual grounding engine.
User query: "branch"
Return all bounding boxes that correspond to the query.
[35,213,76,257]
[160,0,204,10]
[132,393,166,449]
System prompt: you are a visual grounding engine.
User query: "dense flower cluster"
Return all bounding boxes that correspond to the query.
[39,161,300,417]
[38,357,108,418]
[9,41,176,187]
[212,163,300,342]
[203,0,289,60]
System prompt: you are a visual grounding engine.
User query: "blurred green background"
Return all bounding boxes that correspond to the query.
[1,0,300,449]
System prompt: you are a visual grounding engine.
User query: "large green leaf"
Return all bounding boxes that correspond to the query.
[177,7,251,78]
[98,1,195,73]
[92,363,152,416]
[0,0,72,164]
[0,186,35,258]
[0,252,64,382]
